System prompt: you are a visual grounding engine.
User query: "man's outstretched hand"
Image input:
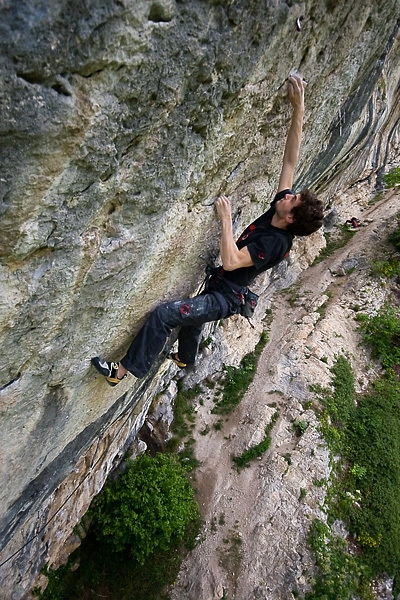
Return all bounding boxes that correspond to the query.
[287,72,306,112]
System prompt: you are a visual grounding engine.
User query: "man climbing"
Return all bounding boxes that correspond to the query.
[92,72,324,385]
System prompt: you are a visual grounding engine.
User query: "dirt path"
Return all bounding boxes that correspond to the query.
[170,190,399,600]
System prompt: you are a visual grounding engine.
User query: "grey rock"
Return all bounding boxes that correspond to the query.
[0,0,400,598]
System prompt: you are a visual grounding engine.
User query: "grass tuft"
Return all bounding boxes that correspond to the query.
[212,331,268,415]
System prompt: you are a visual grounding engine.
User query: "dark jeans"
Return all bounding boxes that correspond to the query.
[120,292,229,378]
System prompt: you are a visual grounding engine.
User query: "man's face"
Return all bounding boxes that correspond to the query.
[275,192,303,222]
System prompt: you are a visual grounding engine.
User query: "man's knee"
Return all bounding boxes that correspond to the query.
[151,300,185,327]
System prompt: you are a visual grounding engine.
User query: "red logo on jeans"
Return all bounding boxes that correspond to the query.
[180,304,191,315]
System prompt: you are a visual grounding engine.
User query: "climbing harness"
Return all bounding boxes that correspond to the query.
[204,266,259,328]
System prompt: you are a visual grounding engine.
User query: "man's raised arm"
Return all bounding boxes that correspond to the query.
[277,73,306,193]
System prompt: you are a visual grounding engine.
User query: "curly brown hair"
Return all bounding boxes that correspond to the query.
[286,189,324,236]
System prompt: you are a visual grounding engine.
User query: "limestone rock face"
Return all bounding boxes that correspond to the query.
[0,1,399,598]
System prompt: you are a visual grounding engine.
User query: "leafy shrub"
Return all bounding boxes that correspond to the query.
[370,258,400,278]
[316,355,356,453]
[382,166,400,189]
[345,376,400,579]
[310,356,400,597]
[306,519,373,600]
[293,419,308,436]
[90,453,199,564]
[357,305,400,369]
[349,464,366,479]
[388,213,400,251]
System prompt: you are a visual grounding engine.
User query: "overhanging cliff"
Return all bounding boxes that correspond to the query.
[0,1,399,598]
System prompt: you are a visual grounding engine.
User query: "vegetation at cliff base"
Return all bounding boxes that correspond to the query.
[313,226,357,265]
[90,453,199,562]
[34,327,272,600]
[34,453,200,600]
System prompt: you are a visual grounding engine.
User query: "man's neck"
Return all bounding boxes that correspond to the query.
[271,213,288,230]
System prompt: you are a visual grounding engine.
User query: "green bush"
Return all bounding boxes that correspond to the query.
[388,213,400,251]
[370,258,400,278]
[90,453,199,564]
[357,305,400,369]
[310,356,400,598]
[293,419,308,436]
[306,519,373,600]
[346,376,400,578]
[382,167,400,189]
[317,355,356,453]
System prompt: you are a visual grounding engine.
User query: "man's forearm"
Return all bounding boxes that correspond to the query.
[219,218,253,271]
[282,106,304,172]
[215,195,254,270]
[219,217,239,270]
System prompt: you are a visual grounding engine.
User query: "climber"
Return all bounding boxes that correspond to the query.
[345,217,361,231]
[91,72,324,386]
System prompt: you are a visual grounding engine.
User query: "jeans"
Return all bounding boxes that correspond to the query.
[120,291,229,378]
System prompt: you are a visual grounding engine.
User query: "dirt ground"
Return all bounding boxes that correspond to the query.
[169,189,400,600]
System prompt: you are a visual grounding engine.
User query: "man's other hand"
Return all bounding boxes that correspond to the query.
[215,195,232,221]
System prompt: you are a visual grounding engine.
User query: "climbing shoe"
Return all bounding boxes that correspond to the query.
[167,353,187,368]
[91,357,127,386]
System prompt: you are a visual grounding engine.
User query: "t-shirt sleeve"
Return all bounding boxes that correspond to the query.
[246,234,288,270]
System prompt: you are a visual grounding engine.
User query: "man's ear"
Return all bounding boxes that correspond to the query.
[286,212,295,223]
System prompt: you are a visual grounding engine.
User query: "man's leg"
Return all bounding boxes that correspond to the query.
[119,293,225,378]
[177,324,204,366]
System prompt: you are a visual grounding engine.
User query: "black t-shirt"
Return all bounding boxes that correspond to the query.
[221,189,294,287]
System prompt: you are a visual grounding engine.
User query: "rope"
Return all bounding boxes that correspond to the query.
[0,388,144,569]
